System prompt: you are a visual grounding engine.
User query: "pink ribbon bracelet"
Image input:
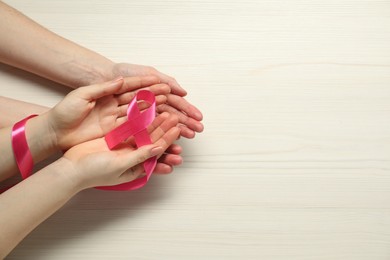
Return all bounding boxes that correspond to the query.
[0,115,37,193]
[12,114,38,180]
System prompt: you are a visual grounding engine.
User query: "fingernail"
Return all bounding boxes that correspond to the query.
[173,82,186,95]
[179,85,187,95]
[177,157,183,165]
[195,112,203,120]
[151,146,163,157]
[196,122,204,132]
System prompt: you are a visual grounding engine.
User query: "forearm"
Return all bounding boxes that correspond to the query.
[0,1,114,88]
[0,158,81,258]
[0,96,49,127]
[0,112,57,181]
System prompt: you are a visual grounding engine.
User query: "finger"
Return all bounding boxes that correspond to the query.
[121,162,173,177]
[122,144,163,170]
[116,112,171,137]
[166,94,203,121]
[149,83,171,96]
[147,112,170,132]
[123,145,181,176]
[120,76,161,94]
[153,163,173,174]
[158,153,183,166]
[117,104,129,118]
[123,154,180,176]
[178,124,196,139]
[114,112,179,153]
[115,91,136,105]
[115,83,170,105]
[157,103,204,133]
[153,70,187,97]
[120,145,180,178]
[76,77,124,101]
[149,114,179,143]
[115,95,167,121]
[138,95,167,111]
[156,95,168,106]
[115,115,128,126]
[115,112,171,146]
[153,127,181,152]
[166,144,182,155]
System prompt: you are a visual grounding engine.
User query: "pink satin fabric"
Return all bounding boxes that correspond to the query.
[12,114,38,180]
[98,90,157,191]
[0,115,37,193]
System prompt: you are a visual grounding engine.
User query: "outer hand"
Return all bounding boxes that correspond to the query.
[109,63,204,138]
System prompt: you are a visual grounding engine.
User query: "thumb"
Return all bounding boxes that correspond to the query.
[123,144,163,169]
[77,77,124,101]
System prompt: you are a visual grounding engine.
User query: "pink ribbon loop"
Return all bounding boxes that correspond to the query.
[0,114,38,194]
[98,90,157,191]
[12,114,38,180]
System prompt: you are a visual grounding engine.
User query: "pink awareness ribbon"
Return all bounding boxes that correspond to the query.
[97,90,157,191]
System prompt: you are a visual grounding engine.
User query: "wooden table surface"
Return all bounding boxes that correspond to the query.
[2,0,390,259]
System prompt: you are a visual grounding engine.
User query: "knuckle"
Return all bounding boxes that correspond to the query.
[170,113,180,124]
[136,152,149,164]
[160,84,171,93]
[146,66,158,75]
[168,77,177,84]
[156,103,168,113]
[159,138,169,150]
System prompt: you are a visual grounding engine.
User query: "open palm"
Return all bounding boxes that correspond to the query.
[63,114,181,188]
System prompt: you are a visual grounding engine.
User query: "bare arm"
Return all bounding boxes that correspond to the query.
[0,158,79,258]
[0,114,179,258]
[0,111,57,181]
[0,1,113,88]
[0,96,49,127]
[0,1,203,137]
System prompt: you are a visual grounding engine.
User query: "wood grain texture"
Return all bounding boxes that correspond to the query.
[2,0,390,259]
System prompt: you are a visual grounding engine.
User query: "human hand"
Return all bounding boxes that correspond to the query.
[111,63,186,96]
[48,77,183,171]
[48,76,167,150]
[136,112,183,174]
[105,63,204,138]
[62,114,181,189]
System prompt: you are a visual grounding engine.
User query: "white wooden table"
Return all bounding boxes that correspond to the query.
[2,0,390,259]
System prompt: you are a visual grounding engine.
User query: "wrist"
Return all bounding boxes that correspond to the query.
[71,57,115,87]
[50,157,86,193]
[25,112,60,164]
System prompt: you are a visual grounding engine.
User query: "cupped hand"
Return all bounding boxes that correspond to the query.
[48,77,167,150]
[62,113,181,189]
[109,63,204,138]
